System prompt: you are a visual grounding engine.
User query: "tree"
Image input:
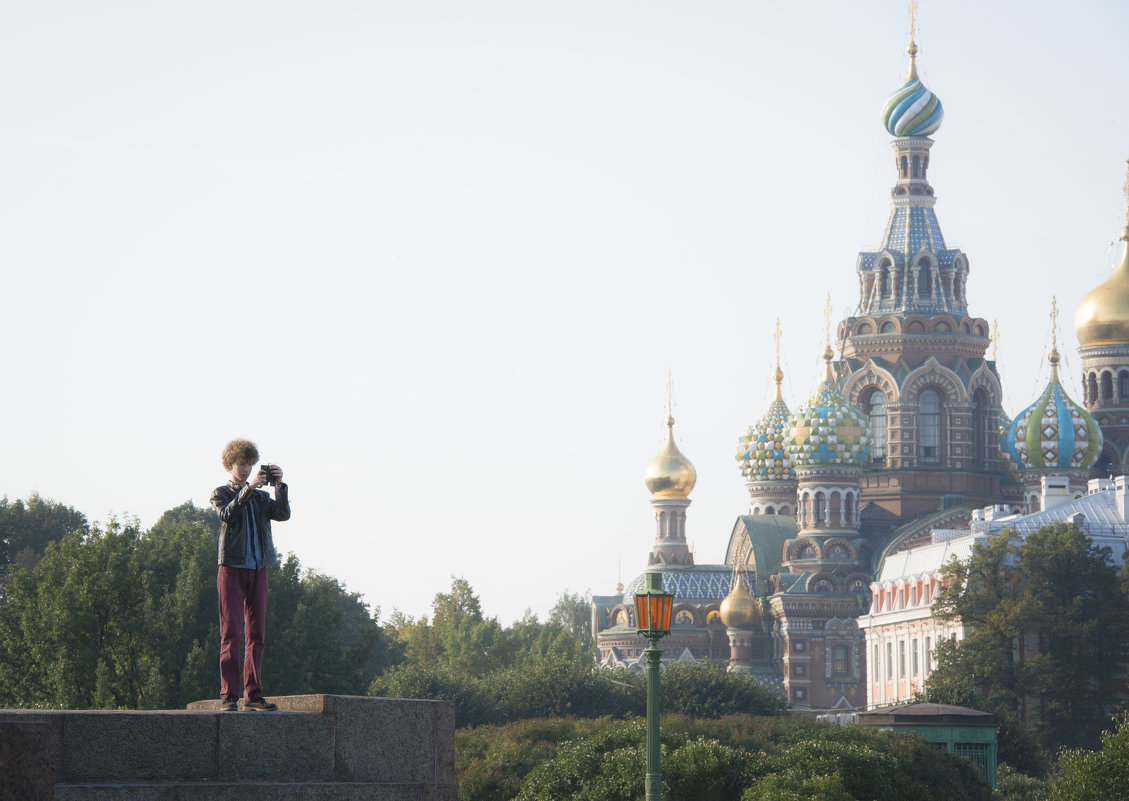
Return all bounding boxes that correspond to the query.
[0,501,393,709]
[0,494,88,575]
[1050,714,1129,801]
[931,523,1129,754]
[548,590,594,652]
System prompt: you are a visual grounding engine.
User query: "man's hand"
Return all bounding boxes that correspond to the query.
[249,469,268,489]
[269,465,284,485]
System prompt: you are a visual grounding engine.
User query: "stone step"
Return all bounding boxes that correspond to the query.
[54,782,451,801]
[0,695,458,801]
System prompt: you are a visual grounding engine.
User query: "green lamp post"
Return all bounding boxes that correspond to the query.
[635,570,675,801]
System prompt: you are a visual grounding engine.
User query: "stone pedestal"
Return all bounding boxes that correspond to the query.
[0,695,457,800]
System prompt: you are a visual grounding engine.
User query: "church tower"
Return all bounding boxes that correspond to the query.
[766,328,873,710]
[834,33,1007,520]
[643,408,697,566]
[1076,162,1129,476]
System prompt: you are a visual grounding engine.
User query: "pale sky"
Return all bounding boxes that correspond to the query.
[2,2,1127,626]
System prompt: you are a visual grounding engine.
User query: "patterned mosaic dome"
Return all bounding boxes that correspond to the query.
[785,348,871,467]
[736,367,796,482]
[1004,349,1102,470]
[881,43,944,138]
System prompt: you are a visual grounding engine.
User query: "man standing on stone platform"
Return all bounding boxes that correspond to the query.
[210,438,290,712]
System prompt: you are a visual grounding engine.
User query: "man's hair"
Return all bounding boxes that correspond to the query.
[222,439,260,470]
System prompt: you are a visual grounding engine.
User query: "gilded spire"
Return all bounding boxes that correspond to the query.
[665,367,674,425]
[773,318,784,400]
[1049,297,1060,380]
[822,294,835,383]
[906,0,919,79]
[1122,158,1129,239]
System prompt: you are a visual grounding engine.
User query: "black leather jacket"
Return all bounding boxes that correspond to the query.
[210,480,291,567]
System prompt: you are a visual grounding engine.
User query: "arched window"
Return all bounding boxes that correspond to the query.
[919,389,941,464]
[1102,372,1114,402]
[912,155,920,178]
[973,389,991,467]
[1089,373,1099,404]
[764,505,775,515]
[868,390,887,463]
[1120,371,1129,400]
[900,156,908,178]
[844,492,855,525]
[814,491,826,523]
[918,266,931,297]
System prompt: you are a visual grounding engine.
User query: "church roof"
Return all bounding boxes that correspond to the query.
[624,565,754,601]
[726,515,797,593]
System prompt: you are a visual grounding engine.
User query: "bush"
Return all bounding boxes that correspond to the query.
[1049,715,1129,801]
[513,721,754,801]
[994,764,1049,801]
[659,662,786,718]
[458,715,993,801]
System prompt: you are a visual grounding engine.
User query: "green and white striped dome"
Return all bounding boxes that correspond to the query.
[1004,350,1102,470]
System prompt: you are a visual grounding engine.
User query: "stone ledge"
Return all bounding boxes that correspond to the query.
[1,695,456,800]
[54,783,459,801]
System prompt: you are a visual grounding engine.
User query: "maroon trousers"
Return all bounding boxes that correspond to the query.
[217,565,269,700]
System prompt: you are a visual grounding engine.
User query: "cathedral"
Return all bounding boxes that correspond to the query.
[591,29,1129,713]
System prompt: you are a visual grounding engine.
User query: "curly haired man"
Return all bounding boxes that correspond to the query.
[210,438,291,711]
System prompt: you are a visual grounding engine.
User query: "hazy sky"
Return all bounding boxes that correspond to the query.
[2,2,1127,626]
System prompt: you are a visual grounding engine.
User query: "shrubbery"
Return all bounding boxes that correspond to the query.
[369,659,785,727]
[457,714,992,801]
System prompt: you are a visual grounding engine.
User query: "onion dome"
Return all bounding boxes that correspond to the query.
[881,41,944,138]
[736,366,796,482]
[1004,347,1102,470]
[1076,224,1129,348]
[719,573,760,629]
[644,415,697,498]
[785,347,871,467]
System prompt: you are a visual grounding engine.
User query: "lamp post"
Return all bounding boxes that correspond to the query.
[635,571,674,801]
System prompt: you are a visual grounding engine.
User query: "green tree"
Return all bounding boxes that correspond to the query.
[0,494,88,575]
[548,590,594,652]
[266,558,392,695]
[1049,714,1129,801]
[931,523,1129,754]
[0,501,393,709]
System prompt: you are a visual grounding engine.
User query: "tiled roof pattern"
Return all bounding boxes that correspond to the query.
[624,567,755,601]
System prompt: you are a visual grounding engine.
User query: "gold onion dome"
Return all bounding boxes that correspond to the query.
[1076,226,1129,348]
[719,573,760,629]
[644,415,697,498]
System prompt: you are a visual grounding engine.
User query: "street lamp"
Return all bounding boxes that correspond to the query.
[635,571,674,801]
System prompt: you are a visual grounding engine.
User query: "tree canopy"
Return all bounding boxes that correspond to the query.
[0,499,391,708]
[931,523,1129,755]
